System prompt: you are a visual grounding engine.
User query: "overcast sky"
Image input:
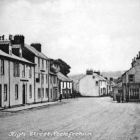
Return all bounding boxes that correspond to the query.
[0,0,140,74]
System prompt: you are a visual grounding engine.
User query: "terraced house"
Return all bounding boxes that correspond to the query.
[0,34,60,109]
[122,52,140,102]
[0,36,35,108]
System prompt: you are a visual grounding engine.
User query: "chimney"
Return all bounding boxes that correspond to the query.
[11,35,24,57]
[31,43,42,52]
[136,54,139,59]
[2,35,4,40]
[131,58,134,67]
[134,57,136,62]
[86,69,93,75]
[94,70,100,75]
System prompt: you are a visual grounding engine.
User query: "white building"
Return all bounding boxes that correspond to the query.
[57,72,73,98]
[72,71,108,97]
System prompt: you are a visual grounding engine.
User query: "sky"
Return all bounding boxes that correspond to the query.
[0,0,140,74]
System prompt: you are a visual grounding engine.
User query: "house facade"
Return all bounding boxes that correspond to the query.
[49,72,58,101]
[72,70,108,97]
[0,34,62,109]
[0,39,35,108]
[22,43,50,103]
[57,72,73,99]
[122,54,140,102]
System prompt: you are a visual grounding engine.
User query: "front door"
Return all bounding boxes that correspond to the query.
[22,84,26,104]
[0,85,1,107]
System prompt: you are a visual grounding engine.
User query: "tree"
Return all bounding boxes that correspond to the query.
[51,59,71,76]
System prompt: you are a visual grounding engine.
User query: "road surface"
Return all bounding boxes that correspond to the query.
[0,97,140,140]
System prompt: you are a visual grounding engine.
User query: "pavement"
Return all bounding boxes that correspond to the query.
[0,99,69,113]
[1,97,140,140]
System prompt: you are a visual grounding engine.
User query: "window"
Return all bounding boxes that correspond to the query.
[42,88,44,98]
[29,66,32,78]
[41,74,44,84]
[13,62,20,77]
[46,60,48,70]
[67,82,69,88]
[29,85,32,98]
[129,75,134,82]
[45,88,49,98]
[1,59,4,75]
[38,88,41,98]
[38,73,40,82]
[51,89,53,98]
[22,64,25,77]
[38,58,40,67]
[101,88,102,94]
[70,83,72,88]
[96,81,98,86]
[46,74,48,84]
[4,84,7,101]
[15,84,18,100]
[42,59,44,69]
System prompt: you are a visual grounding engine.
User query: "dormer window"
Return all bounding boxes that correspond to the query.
[129,74,134,82]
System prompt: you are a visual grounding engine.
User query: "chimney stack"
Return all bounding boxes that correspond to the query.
[13,35,24,45]
[31,43,42,52]
[0,35,5,40]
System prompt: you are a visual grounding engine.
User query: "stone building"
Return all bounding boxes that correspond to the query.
[0,38,35,108]
[0,34,61,109]
[57,72,73,99]
[122,53,140,102]
[71,70,108,97]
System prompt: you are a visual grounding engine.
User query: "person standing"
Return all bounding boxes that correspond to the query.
[59,92,62,102]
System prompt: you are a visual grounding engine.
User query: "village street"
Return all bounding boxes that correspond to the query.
[0,97,140,140]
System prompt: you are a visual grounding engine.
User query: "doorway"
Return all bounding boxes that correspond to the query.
[0,85,1,107]
[22,84,26,104]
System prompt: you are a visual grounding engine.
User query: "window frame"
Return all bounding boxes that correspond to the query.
[15,84,18,100]
[4,84,7,101]
[29,84,32,98]
[1,59,4,75]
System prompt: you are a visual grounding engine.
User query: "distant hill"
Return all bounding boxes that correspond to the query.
[69,74,85,82]
[101,71,125,79]
[69,71,125,81]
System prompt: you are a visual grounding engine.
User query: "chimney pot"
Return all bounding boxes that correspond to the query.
[2,35,4,40]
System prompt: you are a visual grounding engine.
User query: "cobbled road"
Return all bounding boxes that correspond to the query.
[0,97,140,140]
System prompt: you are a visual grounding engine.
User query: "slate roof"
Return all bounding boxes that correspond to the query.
[24,44,49,60]
[95,74,106,81]
[57,72,72,82]
[0,49,34,65]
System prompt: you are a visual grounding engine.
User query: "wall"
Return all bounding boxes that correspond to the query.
[79,75,99,96]
[9,62,35,106]
[34,56,49,103]
[0,59,10,108]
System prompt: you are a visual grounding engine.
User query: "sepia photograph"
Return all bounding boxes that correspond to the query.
[0,0,140,139]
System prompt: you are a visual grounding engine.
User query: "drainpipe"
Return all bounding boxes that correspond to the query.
[8,61,10,108]
[34,66,36,103]
[40,70,44,103]
[26,83,27,104]
[48,60,50,102]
